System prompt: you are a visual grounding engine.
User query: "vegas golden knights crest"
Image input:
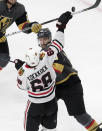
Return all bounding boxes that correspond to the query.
[0,16,12,32]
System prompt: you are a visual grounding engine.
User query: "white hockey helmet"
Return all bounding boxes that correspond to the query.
[25,48,40,67]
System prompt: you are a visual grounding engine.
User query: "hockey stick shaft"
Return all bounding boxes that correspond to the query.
[5,0,101,37]
[90,122,102,131]
[5,18,59,37]
[9,60,15,63]
[72,0,101,15]
[0,57,14,63]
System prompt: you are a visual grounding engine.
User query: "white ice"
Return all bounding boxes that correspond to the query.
[0,0,102,131]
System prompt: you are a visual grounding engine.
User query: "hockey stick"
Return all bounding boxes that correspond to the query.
[0,57,14,63]
[9,60,15,63]
[72,0,101,15]
[5,19,58,37]
[5,0,101,37]
[90,122,102,131]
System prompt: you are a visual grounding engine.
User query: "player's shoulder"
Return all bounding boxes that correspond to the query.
[15,2,25,13]
[16,2,25,8]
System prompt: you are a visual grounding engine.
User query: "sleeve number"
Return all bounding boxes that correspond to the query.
[47,48,54,56]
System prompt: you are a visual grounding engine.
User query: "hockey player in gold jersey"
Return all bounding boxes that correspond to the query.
[0,0,42,71]
[15,11,73,131]
[37,12,102,131]
[14,11,102,131]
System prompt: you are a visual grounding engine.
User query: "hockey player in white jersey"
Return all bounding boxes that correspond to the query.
[16,11,72,131]
[18,33,63,103]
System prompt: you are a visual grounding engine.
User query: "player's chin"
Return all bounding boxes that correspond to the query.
[41,45,45,49]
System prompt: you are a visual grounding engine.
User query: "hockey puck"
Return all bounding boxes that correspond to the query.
[71,7,75,12]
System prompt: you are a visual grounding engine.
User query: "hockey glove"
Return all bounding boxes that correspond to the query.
[31,22,42,33]
[56,11,72,29]
[14,59,25,70]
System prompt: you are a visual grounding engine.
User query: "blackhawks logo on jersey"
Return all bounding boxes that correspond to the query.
[18,68,24,76]
[40,52,45,60]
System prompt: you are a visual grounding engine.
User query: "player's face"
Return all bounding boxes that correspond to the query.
[8,0,17,5]
[38,37,50,49]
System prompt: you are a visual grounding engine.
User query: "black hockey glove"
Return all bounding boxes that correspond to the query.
[56,11,72,30]
[14,59,25,70]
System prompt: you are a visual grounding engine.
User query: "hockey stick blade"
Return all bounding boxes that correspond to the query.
[72,0,101,15]
[90,123,102,131]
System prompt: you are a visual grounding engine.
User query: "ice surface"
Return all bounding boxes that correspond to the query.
[0,0,102,131]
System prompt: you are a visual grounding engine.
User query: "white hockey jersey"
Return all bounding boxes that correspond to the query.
[17,31,64,103]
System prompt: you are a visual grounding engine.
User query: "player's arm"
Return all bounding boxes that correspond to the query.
[15,8,42,34]
[47,11,72,65]
[0,0,7,15]
[17,66,28,90]
[52,11,73,50]
[14,59,28,90]
[45,32,64,66]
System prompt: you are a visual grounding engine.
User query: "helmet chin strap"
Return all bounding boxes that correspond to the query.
[44,42,51,49]
[47,41,51,45]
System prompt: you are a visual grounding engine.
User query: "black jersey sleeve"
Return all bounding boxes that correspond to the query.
[15,11,31,33]
[14,2,32,33]
[15,12,34,34]
[15,12,28,26]
[0,0,7,15]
